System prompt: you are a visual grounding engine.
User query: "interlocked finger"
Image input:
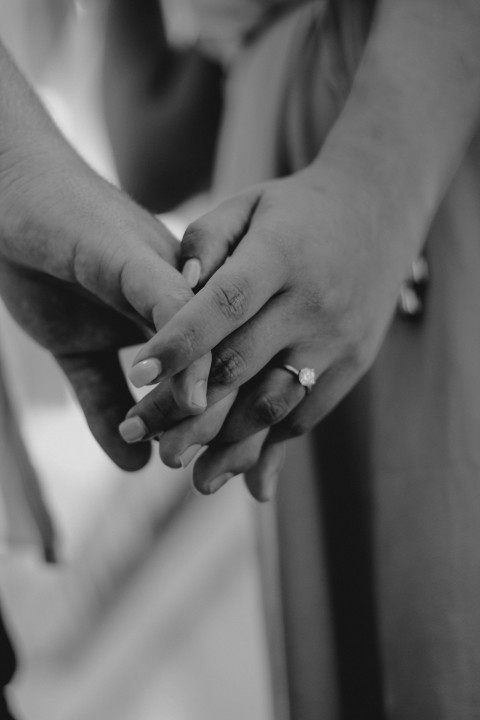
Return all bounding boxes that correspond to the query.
[119,373,235,445]
[215,365,309,443]
[157,356,319,469]
[129,229,288,382]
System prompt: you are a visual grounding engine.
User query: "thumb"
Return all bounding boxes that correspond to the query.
[180,187,261,289]
[118,244,194,331]
[56,351,151,471]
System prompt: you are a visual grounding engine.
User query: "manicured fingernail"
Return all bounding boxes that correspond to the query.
[128,358,162,388]
[206,472,234,494]
[182,258,202,289]
[178,444,203,469]
[119,416,148,443]
[192,379,207,409]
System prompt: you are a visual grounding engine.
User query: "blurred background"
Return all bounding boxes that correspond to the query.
[0,2,273,718]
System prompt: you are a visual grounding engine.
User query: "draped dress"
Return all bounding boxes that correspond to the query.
[187,1,480,718]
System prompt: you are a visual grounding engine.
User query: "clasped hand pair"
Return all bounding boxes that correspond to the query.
[0,132,409,501]
[122,162,412,500]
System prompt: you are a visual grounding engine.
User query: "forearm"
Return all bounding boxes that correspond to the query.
[103,0,223,212]
[0,39,64,161]
[0,38,84,277]
[311,0,480,244]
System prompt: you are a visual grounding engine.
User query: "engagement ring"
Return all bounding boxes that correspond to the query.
[281,364,317,393]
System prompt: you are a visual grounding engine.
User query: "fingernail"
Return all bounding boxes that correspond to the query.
[206,472,234,494]
[182,258,201,289]
[119,416,148,443]
[192,379,207,409]
[128,358,162,388]
[178,444,203,469]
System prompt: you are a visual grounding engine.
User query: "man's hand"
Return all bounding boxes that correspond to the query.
[0,38,213,469]
[0,141,203,469]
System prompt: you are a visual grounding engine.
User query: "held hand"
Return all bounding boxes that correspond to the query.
[126,167,422,491]
[122,377,285,502]
[0,145,210,469]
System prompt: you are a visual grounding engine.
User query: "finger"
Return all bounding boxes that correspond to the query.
[244,441,286,502]
[159,363,300,468]
[119,381,183,443]
[269,362,355,443]
[140,212,181,268]
[161,361,303,471]
[169,352,211,414]
[158,391,238,469]
[205,296,290,395]
[181,189,261,288]
[215,366,307,444]
[57,351,151,471]
[64,193,193,332]
[120,373,235,443]
[128,228,289,385]
[193,428,269,496]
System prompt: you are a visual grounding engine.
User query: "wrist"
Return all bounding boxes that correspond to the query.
[308,0,480,250]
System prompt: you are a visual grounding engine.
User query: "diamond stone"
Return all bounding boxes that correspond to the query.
[298,367,316,390]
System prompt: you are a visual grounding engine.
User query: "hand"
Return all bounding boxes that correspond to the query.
[124,166,422,492]
[0,142,210,470]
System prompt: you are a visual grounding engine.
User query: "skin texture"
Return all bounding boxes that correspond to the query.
[124,0,480,497]
[0,39,212,470]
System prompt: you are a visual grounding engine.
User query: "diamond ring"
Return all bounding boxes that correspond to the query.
[281,364,317,393]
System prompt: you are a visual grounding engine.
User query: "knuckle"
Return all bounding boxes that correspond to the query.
[210,347,247,387]
[251,393,290,427]
[297,283,325,319]
[171,326,199,364]
[211,275,250,321]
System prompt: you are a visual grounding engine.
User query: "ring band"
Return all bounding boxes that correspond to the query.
[281,364,317,393]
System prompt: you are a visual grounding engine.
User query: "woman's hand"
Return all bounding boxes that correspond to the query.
[124,166,422,493]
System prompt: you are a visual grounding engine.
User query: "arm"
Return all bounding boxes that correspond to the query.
[102,0,223,212]
[0,38,211,469]
[314,0,480,249]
